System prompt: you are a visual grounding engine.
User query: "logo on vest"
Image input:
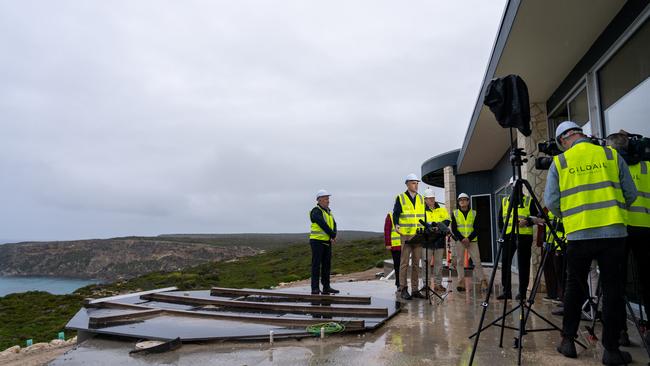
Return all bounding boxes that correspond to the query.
[568,162,608,175]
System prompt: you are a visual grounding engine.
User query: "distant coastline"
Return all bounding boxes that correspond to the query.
[0,276,98,297]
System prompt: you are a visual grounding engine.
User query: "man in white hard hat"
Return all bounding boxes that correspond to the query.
[423,188,450,292]
[309,189,339,295]
[545,121,637,363]
[393,173,426,300]
[451,193,488,292]
[607,131,650,346]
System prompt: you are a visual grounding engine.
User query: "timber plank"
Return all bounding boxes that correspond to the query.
[141,293,388,318]
[210,287,371,304]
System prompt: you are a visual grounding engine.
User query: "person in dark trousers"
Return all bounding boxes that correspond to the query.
[607,132,650,347]
[546,121,637,365]
[497,180,538,301]
[384,212,402,289]
[309,189,339,295]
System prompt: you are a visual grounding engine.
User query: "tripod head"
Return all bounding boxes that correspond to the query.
[509,147,528,167]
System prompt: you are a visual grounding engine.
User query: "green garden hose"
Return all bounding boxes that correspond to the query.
[306,322,345,335]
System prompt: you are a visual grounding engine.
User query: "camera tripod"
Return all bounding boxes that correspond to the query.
[468,128,586,365]
[583,260,650,363]
[406,223,448,304]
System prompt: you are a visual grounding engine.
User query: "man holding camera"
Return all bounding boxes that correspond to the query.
[393,173,426,300]
[545,121,637,364]
[309,189,339,295]
[607,131,650,347]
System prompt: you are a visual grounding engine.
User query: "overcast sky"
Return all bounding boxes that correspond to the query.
[0,1,506,241]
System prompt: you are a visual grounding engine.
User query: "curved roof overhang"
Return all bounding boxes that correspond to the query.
[421,149,460,188]
[456,0,625,174]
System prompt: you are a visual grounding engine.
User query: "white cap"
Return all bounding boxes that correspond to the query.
[458,193,470,200]
[404,173,420,183]
[316,189,331,199]
[555,121,583,142]
[424,188,435,198]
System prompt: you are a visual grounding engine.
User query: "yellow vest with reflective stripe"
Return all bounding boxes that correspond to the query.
[501,196,533,235]
[396,192,425,235]
[628,161,650,228]
[425,206,450,224]
[553,143,626,235]
[388,213,401,248]
[309,206,334,241]
[544,211,565,250]
[454,209,477,242]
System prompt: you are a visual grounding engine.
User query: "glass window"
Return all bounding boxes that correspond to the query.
[548,106,568,140]
[568,88,592,135]
[599,19,650,136]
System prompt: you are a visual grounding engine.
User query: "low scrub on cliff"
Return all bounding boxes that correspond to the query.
[0,237,387,350]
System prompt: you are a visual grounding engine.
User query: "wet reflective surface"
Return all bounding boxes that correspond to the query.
[55,277,649,365]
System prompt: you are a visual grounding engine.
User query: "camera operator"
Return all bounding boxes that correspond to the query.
[393,173,426,300]
[423,188,450,293]
[497,178,538,301]
[606,131,650,347]
[451,193,488,292]
[545,121,637,364]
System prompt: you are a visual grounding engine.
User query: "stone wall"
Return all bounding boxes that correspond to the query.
[517,103,549,292]
[443,166,456,212]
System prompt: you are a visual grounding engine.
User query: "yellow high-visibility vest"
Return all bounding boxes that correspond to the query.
[454,209,477,242]
[425,206,450,224]
[553,143,627,235]
[501,196,533,235]
[628,161,650,228]
[388,213,401,248]
[309,206,334,241]
[396,192,425,235]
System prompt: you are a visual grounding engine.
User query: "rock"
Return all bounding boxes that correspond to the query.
[0,345,21,356]
[49,339,67,347]
[65,336,77,345]
[23,342,50,353]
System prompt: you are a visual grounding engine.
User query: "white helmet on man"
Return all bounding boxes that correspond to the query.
[424,188,436,198]
[555,121,583,143]
[404,173,420,183]
[316,189,331,199]
[457,193,470,200]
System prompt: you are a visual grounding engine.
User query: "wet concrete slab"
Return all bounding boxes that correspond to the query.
[52,277,650,365]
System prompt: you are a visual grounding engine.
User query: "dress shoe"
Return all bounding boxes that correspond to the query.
[322,287,340,294]
[311,290,320,295]
[602,349,632,365]
[434,284,446,292]
[556,337,577,358]
[515,293,524,301]
[496,293,512,300]
[456,286,466,292]
[412,290,427,299]
[400,288,412,300]
[552,308,564,316]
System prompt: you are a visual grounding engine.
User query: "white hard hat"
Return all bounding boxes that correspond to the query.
[458,193,470,200]
[424,188,435,198]
[555,121,583,142]
[316,189,331,199]
[404,173,420,183]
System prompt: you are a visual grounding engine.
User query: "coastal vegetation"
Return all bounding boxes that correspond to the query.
[0,236,386,350]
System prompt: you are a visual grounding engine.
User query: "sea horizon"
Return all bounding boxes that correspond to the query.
[0,276,98,297]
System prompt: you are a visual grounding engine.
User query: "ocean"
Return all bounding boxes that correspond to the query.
[0,276,98,297]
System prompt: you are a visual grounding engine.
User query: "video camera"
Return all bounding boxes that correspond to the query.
[624,133,650,165]
[534,136,605,170]
[405,220,445,248]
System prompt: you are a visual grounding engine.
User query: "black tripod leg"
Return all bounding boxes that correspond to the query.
[468,238,506,365]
